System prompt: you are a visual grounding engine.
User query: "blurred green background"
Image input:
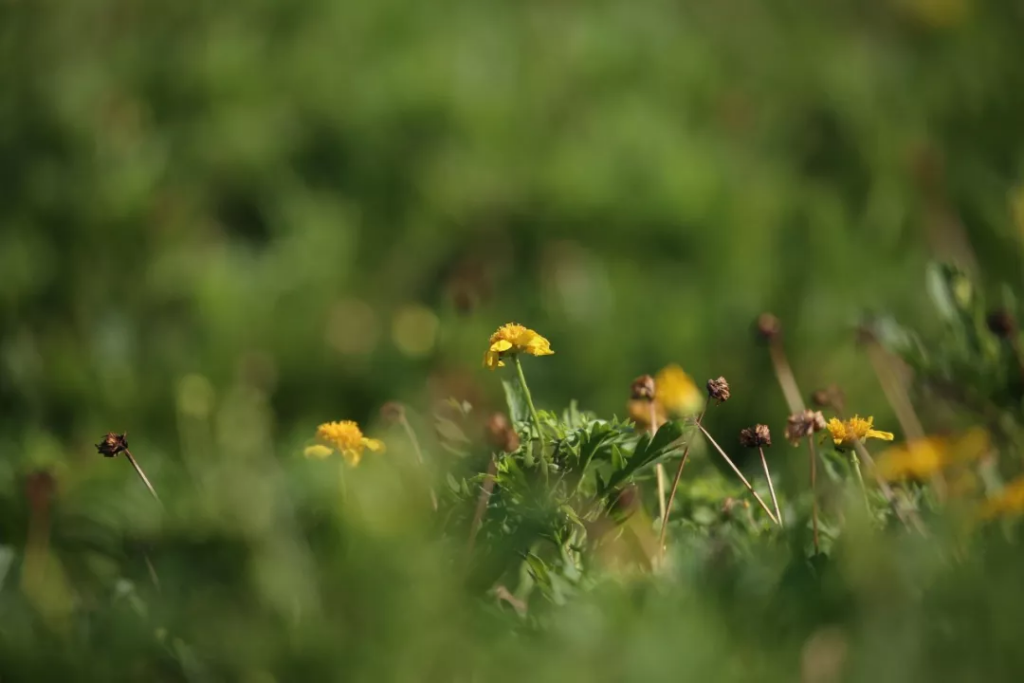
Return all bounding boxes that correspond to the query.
[4,0,1024,679]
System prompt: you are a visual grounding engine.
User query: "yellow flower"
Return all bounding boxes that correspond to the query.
[304,420,385,466]
[483,323,554,370]
[825,415,894,450]
[981,476,1024,519]
[876,428,989,481]
[654,364,704,417]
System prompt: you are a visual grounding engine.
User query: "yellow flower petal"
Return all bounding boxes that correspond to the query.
[363,438,386,453]
[483,322,554,370]
[304,444,334,460]
[866,429,894,442]
[653,364,703,417]
[312,420,383,467]
[981,475,1024,519]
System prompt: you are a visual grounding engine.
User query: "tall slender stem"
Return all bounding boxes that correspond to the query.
[513,355,548,483]
[864,339,947,501]
[769,341,805,414]
[399,415,437,510]
[650,401,666,525]
[808,438,819,554]
[124,449,161,505]
[697,424,779,525]
[659,408,707,555]
[759,447,783,527]
[849,449,871,516]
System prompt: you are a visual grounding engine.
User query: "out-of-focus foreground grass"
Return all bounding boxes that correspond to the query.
[3,0,1024,680]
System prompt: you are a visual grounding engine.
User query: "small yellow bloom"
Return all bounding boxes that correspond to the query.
[304,420,385,466]
[483,323,554,370]
[876,428,989,481]
[825,415,894,450]
[654,364,704,417]
[981,476,1024,519]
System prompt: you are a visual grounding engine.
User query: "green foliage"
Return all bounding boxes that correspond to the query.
[6,0,1024,679]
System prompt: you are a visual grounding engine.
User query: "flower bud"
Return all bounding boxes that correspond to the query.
[756,313,781,342]
[380,401,406,425]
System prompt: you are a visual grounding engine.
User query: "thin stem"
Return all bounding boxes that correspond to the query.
[659,408,707,555]
[697,423,779,525]
[399,415,437,511]
[769,341,805,414]
[849,448,871,516]
[513,355,548,484]
[650,401,666,525]
[808,438,819,554]
[864,340,947,501]
[759,447,783,527]
[123,449,161,505]
[466,456,498,557]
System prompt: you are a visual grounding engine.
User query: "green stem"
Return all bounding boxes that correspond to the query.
[513,355,548,482]
[850,448,871,516]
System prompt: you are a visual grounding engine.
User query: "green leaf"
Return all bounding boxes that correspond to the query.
[502,378,530,424]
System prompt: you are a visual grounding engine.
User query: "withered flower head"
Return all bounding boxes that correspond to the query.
[987,309,1016,339]
[706,377,731,404]
[785,410,826,444]
[811,384,846,412]
[756,313,781,342]
[630,374,656,401]
[739,424,772,448]
[96,432,128,458]
[486,412,520,453]
[379,401,406,425]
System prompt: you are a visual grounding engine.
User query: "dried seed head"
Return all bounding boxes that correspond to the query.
[630,374,656,401]
[380,401,406,425]
[811,384,846,412]
[785,410,826,444]
[96,432,128,458]
[706,377,731,404]
[739,424,772,448]
[987,309,1016,339]
[756,313,781,342]
[486,412,520,453]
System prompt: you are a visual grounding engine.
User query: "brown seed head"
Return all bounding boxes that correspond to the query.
[630,374,656,401]
[785,410,826,444]
[756,313,781,342]
[739,424,772,448]
[811,384,847,413]
[486,412,520,453]
[987,309,1016,339]
[706,377,731,404]
[379,401,406,425]
[96,432,128,458]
